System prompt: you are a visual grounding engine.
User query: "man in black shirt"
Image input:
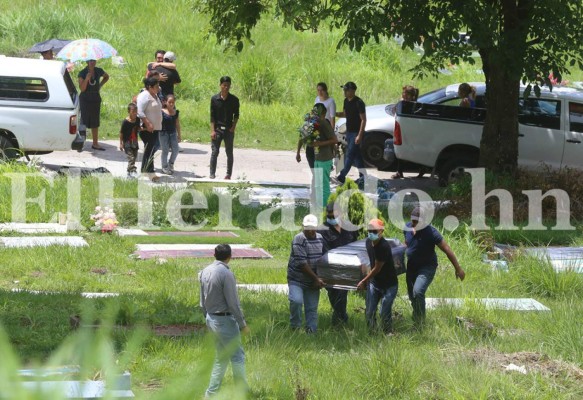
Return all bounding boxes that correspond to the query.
[318,203,358,325]
[210,76,240,179]
[357,218,398,334]
[155,51,181,97]
[335,81,367,184]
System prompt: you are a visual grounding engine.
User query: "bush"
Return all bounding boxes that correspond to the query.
[328,178,384,238]
[438,167,583,225]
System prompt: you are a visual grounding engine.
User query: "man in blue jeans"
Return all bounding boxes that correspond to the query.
[287,214,327,333]
[357,218,399,334]
[404,207,466,327]
[335,81,367,184]
[199,244,250,397]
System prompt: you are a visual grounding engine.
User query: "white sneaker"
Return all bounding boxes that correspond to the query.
[162,167,172,175]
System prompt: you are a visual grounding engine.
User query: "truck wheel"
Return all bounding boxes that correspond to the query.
[438,156,477,186]
[361,132,391,170]
[0,136,19,161]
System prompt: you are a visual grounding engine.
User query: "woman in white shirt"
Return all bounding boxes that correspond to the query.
[137,77,163,181]
[296,82,337,170]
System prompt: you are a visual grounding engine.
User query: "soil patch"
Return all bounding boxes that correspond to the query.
[463,348,583,380]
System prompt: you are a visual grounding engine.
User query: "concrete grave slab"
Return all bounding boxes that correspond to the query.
[237,284,289,295]
[116,228,149,237]
[495,244,583,273]
[134,244,272,259]
[524,246,583,273]
[117,229,240,237]
[0,236,87,248]
[186,177,309,188]
[213,186,310,205]
[424,298,550,311]
[18,370,134,398]
[0,222,68,234]
[12,289,119,298]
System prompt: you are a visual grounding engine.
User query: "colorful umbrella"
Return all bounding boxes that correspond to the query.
[28,38,72,54]
[55,38,118,62]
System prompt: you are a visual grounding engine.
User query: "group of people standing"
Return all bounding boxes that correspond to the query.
[74,49,239,182]
[296,81,368,207]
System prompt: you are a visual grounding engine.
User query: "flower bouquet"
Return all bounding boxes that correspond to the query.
[298,106,321,147]
[90,206,119,233]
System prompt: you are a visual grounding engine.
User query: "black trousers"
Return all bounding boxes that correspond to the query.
[210,129,234,177]
[140,130,159,173]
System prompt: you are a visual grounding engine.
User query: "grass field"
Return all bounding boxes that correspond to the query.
[0,165,582,398]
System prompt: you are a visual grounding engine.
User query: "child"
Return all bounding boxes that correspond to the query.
[160,94,181,174]
[119,103,140,178]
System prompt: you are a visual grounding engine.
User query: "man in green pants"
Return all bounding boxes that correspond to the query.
[311,102,338,208]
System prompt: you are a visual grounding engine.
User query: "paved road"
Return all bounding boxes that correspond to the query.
[33,140,438,192]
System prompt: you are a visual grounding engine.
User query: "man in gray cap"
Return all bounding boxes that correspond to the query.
[335,81,367,184]
[155,51,181,97]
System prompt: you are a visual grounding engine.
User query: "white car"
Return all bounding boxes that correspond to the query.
[0,56,84,159]
[334,82,485,170]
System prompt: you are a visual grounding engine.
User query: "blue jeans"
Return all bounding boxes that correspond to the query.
[406,266,436,325]
[159,130,179,169]
[339,131,365,181]
[288,283,320,333]
[326,288,348,325]
[365,282,398,333]
[205,314,248,396]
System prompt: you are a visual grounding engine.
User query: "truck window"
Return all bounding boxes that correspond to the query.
[569,102,583,133]
[63,70,78,104]
[518,98,561,130]
[0,76,48,101]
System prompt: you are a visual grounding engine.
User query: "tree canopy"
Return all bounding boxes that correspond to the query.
[196,0,583,174]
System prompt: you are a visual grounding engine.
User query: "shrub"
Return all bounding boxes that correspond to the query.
[328,178,384,238]
[439,167,583,226]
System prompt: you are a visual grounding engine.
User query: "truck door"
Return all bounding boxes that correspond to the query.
[518,98,564,170]
[561,102,583,169]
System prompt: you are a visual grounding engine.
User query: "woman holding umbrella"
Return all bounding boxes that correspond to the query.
[78,60,109,150]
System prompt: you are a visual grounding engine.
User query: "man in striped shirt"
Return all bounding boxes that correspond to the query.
[287,214,328,333]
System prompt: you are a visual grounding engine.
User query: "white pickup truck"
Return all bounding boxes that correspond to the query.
[0,56,84,159]
[393,84,583,185]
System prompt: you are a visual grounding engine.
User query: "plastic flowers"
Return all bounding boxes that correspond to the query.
[298,106,321,146]
[90,206,119,233]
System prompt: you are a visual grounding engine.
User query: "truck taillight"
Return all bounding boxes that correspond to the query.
[393,121,402,145]
[69,115,77,134]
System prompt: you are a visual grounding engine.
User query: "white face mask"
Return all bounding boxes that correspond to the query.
[326,217,338,226]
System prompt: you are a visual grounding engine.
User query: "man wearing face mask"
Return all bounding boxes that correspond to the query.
[357,218,399,334]
[287,214,328,333]
[404,207,465,327]
[318,203,357,326]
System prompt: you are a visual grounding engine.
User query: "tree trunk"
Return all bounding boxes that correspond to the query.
[478,59,520,175]
[478,1,531,176]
